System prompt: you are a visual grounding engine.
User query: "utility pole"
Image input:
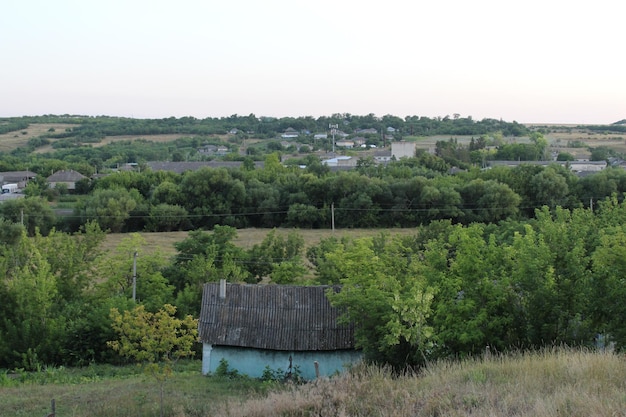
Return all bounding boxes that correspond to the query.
[132,251,137,302]
[329,124,338,153]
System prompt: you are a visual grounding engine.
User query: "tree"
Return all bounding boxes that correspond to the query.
[179,168,246,228]
[81,188,138,232]
[146,203,189,232]
[0,197,56,236]
[245,229,304,281]
[108,304,198,417]
[325,237,435,368]
[425,224,517,357]
[528,167,570,208]
[0,231,62,368]
[459,179,521,223]
[96,233,173,311]
[590,226,626,349]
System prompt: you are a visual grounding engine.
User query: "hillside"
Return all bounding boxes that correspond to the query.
[215,348,626,417]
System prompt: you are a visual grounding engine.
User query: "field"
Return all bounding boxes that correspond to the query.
[2,122,626,160]
[2,349,624,417]
[0,123,76,152]
[102,228,420,259]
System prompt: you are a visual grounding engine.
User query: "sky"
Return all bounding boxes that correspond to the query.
[1,0,624,124]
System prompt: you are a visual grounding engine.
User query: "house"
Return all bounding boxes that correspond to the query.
[281,128,299,138]
[46,170,87,190]
[352,137,366,147]
[335,140,355,149]
[0,171,37,188]
[322,156,357,170]
[487,160,607,175]
[391,141,417,159]
[198,281,361,380]
[372,150,392,164]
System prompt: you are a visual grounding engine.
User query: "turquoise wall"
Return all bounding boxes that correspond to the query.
[202,344,362,380]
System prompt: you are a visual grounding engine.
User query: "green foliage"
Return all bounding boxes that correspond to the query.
[96,233,173,311]
[0,197,56,236]
[326,237,435,368]
[80,187,139,232]
[164,226,249,313]
[108,303,198,417]
[246,229,304,281]
[146,203,189,232]
[215,358,240,378]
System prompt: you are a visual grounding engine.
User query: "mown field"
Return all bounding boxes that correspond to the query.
[2,349,624,417]
[102,228,421,259]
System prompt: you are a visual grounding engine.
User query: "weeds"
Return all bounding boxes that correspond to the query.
[2,350,625,416]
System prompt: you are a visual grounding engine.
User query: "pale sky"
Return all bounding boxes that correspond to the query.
[1,0,624,124]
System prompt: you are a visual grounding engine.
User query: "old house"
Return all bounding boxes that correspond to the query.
[46,170,87,190]
[281,127,299,138]
[198,281,361,380]
[0,170,37,188]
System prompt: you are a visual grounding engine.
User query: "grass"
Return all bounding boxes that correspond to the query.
[101,228,420,259]
[215,348,626,417]
[0,123,76,152]
[0,361,270,417]
[2,349,623,416]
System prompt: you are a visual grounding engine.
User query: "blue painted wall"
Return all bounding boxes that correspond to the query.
[202,344,362,380]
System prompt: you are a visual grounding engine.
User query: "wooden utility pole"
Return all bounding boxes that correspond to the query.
[132,251,137,301]
[46,399,55,417]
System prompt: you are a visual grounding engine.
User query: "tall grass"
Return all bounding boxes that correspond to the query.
[215,348,626,417]
[2,350,624,416]
[0,361,269,417]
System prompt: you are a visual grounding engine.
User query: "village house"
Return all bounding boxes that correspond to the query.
[487,160,607,175]
[46,170,87,190]
[391,141,417,159]
[0,170,37,188]
[335,139,355,149]
[198,281,362,380]
[281,128,299,138]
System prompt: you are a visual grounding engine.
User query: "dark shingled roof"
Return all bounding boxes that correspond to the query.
[198,282,355,351]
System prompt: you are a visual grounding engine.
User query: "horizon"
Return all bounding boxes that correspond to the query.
[1,112,622,127]
[2,1,624,125]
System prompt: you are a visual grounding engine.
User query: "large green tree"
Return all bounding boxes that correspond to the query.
[81,187,139,232]
[326,236,435,368]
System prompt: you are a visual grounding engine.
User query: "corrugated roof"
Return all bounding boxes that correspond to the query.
[198,283,355,351]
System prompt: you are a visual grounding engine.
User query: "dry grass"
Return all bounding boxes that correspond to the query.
[101,228,420,259]
[215,348,626,417]
[0,123,76,152]
[4,349,622,416]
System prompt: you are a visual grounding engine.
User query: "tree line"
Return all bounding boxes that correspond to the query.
[2,197,626,370]
[7,153,625,235]
[2,114,530,141]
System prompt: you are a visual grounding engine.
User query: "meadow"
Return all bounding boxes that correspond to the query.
[102,228,420,258]
[2,349,624,416]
